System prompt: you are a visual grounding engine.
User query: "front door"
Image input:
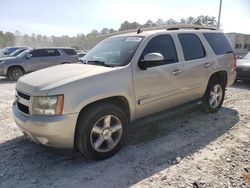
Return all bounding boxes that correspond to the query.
[132,34,189,118]
[26,49,61,71]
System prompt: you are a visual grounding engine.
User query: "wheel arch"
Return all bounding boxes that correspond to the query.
[74,95,131,150]
[208,71,228,88]
[76,95,131,123]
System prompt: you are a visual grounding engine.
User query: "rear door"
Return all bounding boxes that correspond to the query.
[61,49,78,63]
[42,49,61,67]
[175,33,210,101]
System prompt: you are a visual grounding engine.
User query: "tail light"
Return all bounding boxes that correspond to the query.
[233,52,237,70]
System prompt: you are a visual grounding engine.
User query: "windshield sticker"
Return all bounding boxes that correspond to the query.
[125,37,142,42]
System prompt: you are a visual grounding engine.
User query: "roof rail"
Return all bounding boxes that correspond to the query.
[98,24,217,40]
[166,24,217,31]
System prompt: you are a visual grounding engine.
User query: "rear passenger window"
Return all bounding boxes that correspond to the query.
[62,49,77,55]
[142,35,178,64]
[45,49,61,56]
[178,33,205,61]
[203,33,233,55]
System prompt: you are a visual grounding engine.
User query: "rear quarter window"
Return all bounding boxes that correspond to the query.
[62,49,77,55]
[203,33,233,55]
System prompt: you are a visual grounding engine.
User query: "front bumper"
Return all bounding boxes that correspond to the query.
[12,101,78,148]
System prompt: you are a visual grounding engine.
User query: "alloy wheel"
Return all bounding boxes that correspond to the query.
[209,84,223,108]
[90,115,123,153]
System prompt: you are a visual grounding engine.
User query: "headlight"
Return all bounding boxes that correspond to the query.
[32,95,64,115]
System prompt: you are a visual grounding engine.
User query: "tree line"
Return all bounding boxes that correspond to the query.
[0,15,217,50]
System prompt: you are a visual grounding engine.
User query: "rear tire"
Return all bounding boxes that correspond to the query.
[202,78,225,113]
[7,67,24,81]
[75,103,128,160]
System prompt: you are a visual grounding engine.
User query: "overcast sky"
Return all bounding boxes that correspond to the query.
[0,0,249,36]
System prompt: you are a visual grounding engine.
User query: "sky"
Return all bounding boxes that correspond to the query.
[0,0,249,36]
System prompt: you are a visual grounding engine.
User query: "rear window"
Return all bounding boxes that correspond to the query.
[62,49,77,55]
[203,33,233,55]
[178,33,206,61]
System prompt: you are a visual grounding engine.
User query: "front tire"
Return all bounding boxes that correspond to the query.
[7,67,24,81]
[75,103,128,160]
[202,78,225,113]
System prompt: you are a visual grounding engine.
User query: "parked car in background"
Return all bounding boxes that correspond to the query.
[0,48,28,58]
[236,51,250,82]
[77,51,86,58]
[76,50,87,60]
[0,47,77,80]
[12,25,236,160]
[0,47,27,57]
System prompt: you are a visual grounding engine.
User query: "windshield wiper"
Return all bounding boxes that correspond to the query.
[86,60,112,67]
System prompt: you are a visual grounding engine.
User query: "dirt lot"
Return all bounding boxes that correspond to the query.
[0,76,249,188]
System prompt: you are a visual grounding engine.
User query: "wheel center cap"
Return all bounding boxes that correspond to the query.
[102,129,111,139]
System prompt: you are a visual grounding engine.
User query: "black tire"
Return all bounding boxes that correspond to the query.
[202,78,225,113]
[7,67,24,81]
[75,103,128,160]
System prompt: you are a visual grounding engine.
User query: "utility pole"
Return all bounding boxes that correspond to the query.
[217,0,222,30]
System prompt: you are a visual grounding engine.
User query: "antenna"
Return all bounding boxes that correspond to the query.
[137,28,142,34]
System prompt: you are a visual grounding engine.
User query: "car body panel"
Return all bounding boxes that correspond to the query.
[236,52,250,80]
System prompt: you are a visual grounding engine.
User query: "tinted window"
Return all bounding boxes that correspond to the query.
[31,49,60,57]
[178,33,205,61]
[45,49,61,56]
[62,49,77,55]
[142,35,178,64]
[203,33,233,55]
[9,49,26,56]
[31,49,44,57]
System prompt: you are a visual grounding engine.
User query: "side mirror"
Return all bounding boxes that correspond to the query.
[138,53,165,70]
[26,54,32,59]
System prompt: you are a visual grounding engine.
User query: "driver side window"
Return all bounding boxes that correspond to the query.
[30,49,45,58]
[142,35,178,64]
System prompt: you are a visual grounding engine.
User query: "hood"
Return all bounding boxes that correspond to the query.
[0,56,17,61]
[16,64,112,95]
[237,58,250,67]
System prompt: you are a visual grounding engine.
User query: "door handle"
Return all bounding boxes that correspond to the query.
[172,69,183,75]
[203,63,211,68]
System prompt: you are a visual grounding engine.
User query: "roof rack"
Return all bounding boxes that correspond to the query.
[96,24,218,42]
[165,24,217,31]
[102,24,217,38]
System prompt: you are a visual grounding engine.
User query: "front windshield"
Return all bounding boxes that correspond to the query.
[9,49,26,56]
[82,36,144,67]
[17,48,32,57]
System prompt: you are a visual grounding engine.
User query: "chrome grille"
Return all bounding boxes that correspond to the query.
[16,90,30,115]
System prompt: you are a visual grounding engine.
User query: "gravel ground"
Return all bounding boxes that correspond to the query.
[0,76,249,188]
